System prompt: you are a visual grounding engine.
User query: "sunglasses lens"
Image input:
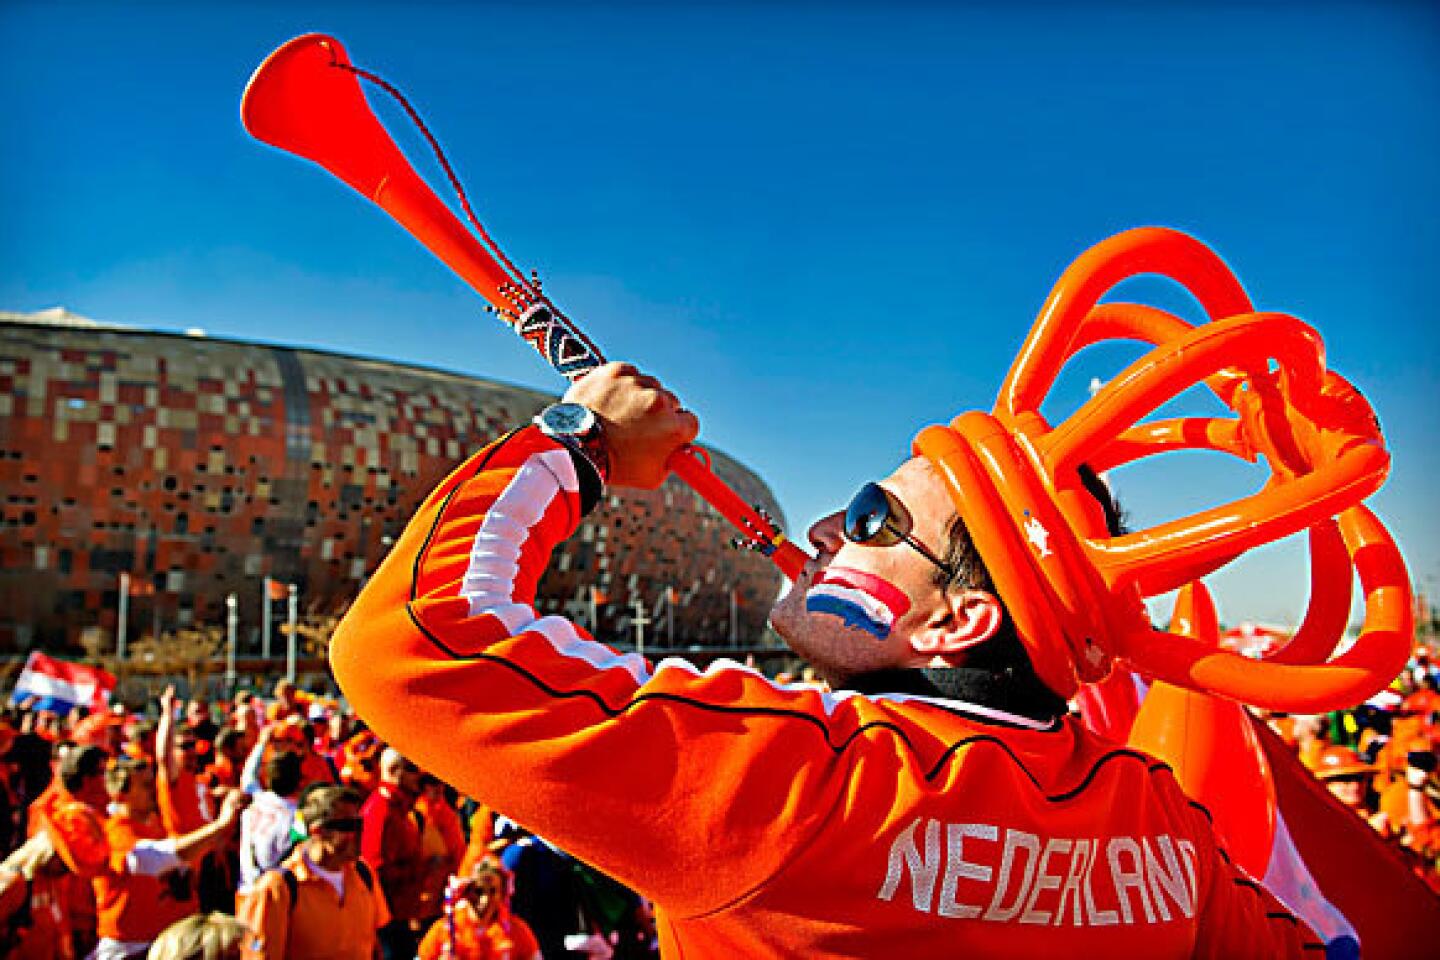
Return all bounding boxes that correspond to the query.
[845,483,892,544]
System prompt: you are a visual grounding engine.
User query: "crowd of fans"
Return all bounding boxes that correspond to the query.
[3,648,1436,958]
[0,679,660,960]
[1266,650,1440,891]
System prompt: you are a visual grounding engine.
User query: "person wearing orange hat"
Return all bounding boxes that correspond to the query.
[1312,745,1379,813]
[331,362,1326,957]
[457,805,501,880]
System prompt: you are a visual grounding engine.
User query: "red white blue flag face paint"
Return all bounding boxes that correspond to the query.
[805,567,912,640]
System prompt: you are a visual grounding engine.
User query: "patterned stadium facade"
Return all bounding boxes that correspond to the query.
[0,314,786,655]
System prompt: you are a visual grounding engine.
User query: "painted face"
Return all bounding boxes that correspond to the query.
[804,567,912,640]
[770,457,958,684]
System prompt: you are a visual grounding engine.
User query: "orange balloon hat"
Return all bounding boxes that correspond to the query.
[914,226,1411,710]
[1128,581,1278,879]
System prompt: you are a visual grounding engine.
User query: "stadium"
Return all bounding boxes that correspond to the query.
[0,310,787,656]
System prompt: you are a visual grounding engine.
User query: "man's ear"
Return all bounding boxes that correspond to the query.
[909,590,1003,662]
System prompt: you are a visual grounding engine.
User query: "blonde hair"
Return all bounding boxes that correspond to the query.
[147,912,250,960]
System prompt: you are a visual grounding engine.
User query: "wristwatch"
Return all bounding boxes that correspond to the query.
[534,402,609,513]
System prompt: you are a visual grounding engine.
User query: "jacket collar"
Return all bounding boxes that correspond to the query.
[843,665,1067,725]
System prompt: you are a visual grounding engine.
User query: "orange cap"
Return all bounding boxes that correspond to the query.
[915,227,1410,709]
[1313,745,1378,781]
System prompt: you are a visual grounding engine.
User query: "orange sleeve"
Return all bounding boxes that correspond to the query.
[330,428,858,917]
[237,871,289,960]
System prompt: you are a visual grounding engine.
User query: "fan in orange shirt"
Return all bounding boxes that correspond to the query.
[239,785,390,960]
[417,857,540,960]
[156,687,210,836]
[29,744,109,955]
[332,362,1328,958]
[91,756,248,959]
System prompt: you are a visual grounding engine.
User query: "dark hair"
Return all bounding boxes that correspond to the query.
[265,749,305,797]
[299,784,363,830]
[935,464,1125,677]
[215,728,243,752]
[59,744,107,793]
[934,513,1029,673]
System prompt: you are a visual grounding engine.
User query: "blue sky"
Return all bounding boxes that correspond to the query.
[3,1,1437,627]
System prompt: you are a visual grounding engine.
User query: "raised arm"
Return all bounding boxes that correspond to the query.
[156,684,181,782]
[125,789,248,876]
[330,365,847,916]
[240,725,273,795]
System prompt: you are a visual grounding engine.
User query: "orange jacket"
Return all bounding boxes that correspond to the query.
[331,427,1323,958]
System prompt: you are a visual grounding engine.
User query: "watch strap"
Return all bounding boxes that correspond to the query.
[549,433,605,517]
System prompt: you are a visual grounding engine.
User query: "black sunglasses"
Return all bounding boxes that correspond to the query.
[843,482,957,582]
[315,816,364,835]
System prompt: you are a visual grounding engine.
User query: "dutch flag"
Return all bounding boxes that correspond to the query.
[8,651,116,714]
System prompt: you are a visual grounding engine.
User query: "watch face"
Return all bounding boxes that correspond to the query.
[545,403,594,435]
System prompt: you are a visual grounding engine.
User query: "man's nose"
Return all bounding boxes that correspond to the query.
[809,511,846,556]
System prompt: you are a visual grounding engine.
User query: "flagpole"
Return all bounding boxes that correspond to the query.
[117,572,130,664]
[632,598,648,659]
[225,593,238,692]
[262,576,273,661]
[667,586,675,645]
[286,583,298,684]
[590,589,598,636]
[729,588,738,644]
